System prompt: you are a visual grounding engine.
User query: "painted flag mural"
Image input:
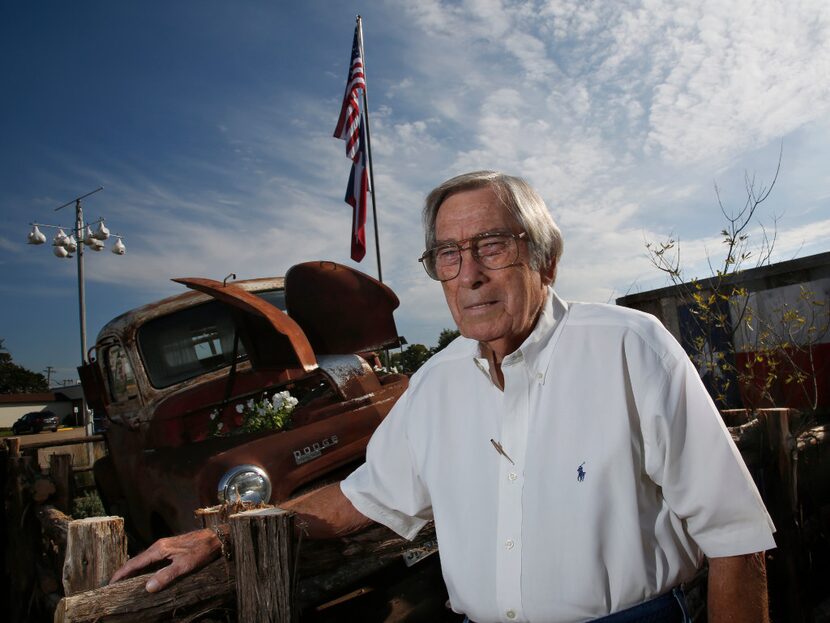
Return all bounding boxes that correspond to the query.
[334,22,368,262]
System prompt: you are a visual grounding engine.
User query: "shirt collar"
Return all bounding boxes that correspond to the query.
[473,288,569,386]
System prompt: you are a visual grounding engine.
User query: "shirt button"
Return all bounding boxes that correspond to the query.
[508,471,518,481]
[506,610,516,619]
[505,539,514,549]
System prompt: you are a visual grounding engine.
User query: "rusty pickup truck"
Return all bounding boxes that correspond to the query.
[79,261,408,545]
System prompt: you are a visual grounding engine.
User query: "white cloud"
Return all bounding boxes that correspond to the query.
[0,234,22,254]
[37,0,830,323]
[400,0,830,168]
[643,0,830,163]
[377,0,830,314]
[5,0,830,375]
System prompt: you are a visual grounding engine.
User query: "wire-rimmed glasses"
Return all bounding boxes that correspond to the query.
[418,231,527,281]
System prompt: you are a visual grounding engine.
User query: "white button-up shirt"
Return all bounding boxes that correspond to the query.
[341,290,775,623]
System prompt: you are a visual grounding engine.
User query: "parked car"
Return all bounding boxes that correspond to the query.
[79,261,408,545]
[12,410,59,435]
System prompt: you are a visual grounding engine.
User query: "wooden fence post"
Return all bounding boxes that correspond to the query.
[195,504,225,530]
[62,516,128,596]
[196,501,261,530]
[5,439,40,623]
[230,507,295,623]
[762,409,808,623]
[7,437,20,458]
[50,453,74,514]
[0,439,9,620]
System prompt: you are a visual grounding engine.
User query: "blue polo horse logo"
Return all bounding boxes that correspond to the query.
[577,462,586,482]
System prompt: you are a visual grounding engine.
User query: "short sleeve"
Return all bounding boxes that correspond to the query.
[639,332,777,557]
[340,389,432,540]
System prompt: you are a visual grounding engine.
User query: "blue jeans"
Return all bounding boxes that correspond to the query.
[462,587,692,623]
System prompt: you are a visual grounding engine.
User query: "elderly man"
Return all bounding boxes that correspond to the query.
[112,171,775,622]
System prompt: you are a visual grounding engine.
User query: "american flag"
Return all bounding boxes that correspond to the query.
[334,23,368,262]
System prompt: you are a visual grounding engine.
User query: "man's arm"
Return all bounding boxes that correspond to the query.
[281,481,374,538]
[109,482,372,592]
[707,552,769,623]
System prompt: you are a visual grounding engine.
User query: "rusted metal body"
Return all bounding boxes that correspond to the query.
[80,261,408,544]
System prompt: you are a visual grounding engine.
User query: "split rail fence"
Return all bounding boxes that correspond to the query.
[1,434,438,623]
[2,409,829,622]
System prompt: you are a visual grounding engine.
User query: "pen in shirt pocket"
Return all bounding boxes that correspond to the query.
[490,438,515,465]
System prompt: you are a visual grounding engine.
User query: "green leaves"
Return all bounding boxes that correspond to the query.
[0,338,49,394]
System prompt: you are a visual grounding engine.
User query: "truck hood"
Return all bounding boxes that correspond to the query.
[173,260,400,373]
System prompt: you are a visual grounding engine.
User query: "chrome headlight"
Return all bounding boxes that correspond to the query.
[217,464,272,504]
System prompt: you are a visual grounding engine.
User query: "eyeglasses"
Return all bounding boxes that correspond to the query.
[418,231,527,282]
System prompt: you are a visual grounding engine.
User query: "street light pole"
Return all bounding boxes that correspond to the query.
[54,187,104,435]
[28,186,126,434]
[24,185,127,436]
[54,186,104,366]
[75,199,87,364]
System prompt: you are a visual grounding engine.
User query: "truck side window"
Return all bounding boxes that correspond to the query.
[105,344,139,402]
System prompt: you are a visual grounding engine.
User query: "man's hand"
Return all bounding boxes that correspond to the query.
[109,528,221,593]
[109,484,369,592]
[707,552,769,623]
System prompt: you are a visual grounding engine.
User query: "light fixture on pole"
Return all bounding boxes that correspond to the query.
[27,186,126,435]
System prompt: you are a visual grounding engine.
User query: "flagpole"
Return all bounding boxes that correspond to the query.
[356,15,383,283]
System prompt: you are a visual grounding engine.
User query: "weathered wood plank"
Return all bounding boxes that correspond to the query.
[62,516,128,596]
[54,558,234,623]
[18,434,104,453]
[35,504,71,548]
[295,522,438,606]
[297,522,437,574]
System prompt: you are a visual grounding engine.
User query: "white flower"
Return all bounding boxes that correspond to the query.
[209,410,218,420]
[217,422,224,430]
[272,393,285,410]
[235,403,244,413]
[246,399,254,409]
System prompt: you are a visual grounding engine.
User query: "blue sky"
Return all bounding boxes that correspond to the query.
[2,1,829,384]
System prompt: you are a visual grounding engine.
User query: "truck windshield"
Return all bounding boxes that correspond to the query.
[138,289,286,388]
